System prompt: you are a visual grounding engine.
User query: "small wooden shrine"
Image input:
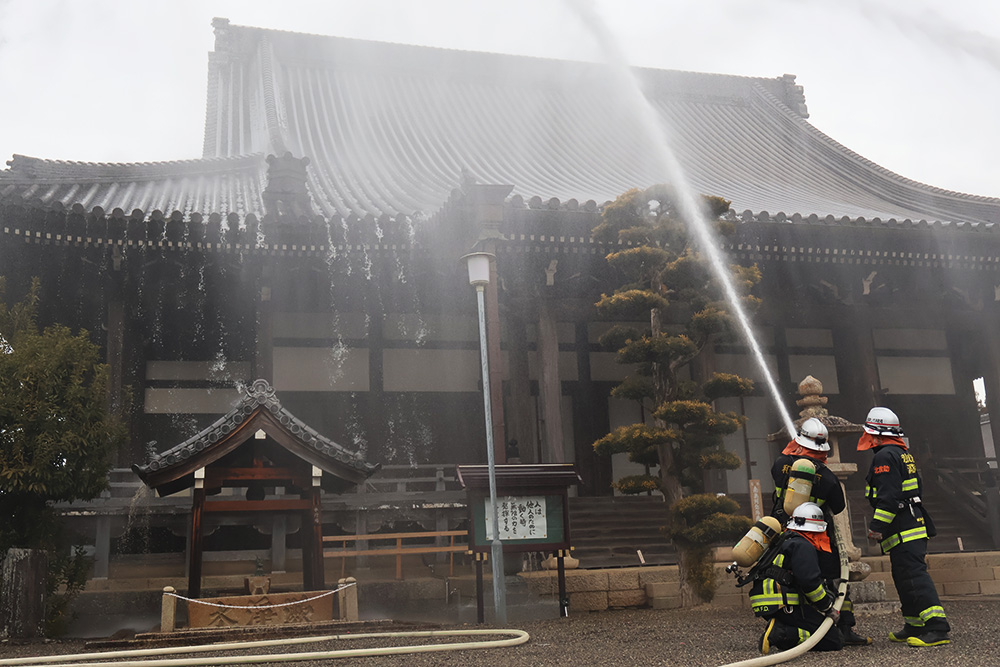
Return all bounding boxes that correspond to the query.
[133,379,380,597]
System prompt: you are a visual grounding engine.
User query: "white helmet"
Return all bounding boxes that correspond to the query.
[789,501,827,533]
[863,407,903,436]
[794,418,830,452]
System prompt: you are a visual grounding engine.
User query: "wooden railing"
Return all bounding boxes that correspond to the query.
[931,457,1000,549]
[322,530,469,580]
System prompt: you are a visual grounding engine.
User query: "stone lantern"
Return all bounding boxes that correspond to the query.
[768,375,870,582]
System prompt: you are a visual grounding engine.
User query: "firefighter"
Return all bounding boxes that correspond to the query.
[859,406,951,647]
[750,502,844,654]
[770,417,871,646]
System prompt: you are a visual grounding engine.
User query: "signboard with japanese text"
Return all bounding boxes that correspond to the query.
[468,493,567,552]
[485,496,547,540]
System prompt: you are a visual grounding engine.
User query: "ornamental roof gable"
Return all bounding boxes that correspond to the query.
[132,379,380,496]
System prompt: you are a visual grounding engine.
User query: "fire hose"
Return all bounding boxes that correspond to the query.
[0,629,530,667]
[717,521,851,667]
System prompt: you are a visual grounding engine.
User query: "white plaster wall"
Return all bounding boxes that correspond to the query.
[877,356,955,395]
[146,360,250,382]
[383,348,480,392]
[273,311,368,339]
[274,346,369,391]
[144,387,241,414]
[873,328,948,350]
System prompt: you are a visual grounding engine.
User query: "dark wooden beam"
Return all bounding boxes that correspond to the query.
[201,499,312,513]
[188,487,205,599]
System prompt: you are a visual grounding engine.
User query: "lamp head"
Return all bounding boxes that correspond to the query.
[461,252,495,287]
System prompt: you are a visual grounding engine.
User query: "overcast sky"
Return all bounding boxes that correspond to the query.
[1,0,998,198]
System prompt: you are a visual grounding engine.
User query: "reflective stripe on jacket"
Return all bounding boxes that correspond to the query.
[865,444,928,552]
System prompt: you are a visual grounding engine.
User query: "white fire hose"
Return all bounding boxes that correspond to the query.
[718,522,851,667]
[0,629,530,667]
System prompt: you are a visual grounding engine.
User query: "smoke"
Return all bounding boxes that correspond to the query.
[790,0,1000,75]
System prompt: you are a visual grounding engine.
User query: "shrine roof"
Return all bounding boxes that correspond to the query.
[132,379,380,496]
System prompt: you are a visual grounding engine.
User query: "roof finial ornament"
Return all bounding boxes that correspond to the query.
[247,379,276,399]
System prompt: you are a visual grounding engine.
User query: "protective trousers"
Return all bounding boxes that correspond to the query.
[818,549,856,631]
[761,606,844,653]
[889,538,949,633]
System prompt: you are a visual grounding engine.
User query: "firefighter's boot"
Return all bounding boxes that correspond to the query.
[907,631,951,647]
[841,627,872,646]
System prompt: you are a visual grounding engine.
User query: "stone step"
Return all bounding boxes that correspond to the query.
[846,481,995,553]
[568,496,675,569]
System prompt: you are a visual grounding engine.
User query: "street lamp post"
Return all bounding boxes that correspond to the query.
[462,251,507,625]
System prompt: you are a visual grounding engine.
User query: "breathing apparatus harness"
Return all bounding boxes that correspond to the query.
[727,528,792,589]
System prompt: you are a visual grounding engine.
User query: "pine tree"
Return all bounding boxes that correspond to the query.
[591,185,759,604]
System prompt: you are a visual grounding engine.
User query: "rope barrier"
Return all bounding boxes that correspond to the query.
[165,582,353,610]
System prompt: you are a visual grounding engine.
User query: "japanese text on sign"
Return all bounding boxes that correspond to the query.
[485,496,547,540]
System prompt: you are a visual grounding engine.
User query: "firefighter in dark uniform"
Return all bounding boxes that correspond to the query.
[750,502,844,654]
[859,406,951,647]
[770,417,870,646]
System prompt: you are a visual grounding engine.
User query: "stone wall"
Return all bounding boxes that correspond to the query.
[866,552,1000,598]
[518,552,1000,613]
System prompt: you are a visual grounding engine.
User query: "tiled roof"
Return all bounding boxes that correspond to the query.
[0,154,266,218]
[132,379,380,495]
[3,20,999,227]
[199,20,1000,225]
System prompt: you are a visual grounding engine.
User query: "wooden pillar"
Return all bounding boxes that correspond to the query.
[832,310,880,421]
[771,325,797,406]
[271,488,287,573]
[486,258,506,462]
[301,505,314,591]
[308,485,325,590]
[572,321,610,494]
[106,298,125,465]
[188,474,206,599]
[254,282,273,382]
[505,312,536,463]
[537,299,565,462]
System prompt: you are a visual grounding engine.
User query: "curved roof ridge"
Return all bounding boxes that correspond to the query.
[219,19,793,93]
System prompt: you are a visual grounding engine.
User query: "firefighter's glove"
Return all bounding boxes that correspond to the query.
[867,529,883,542]
[819,599,839,624]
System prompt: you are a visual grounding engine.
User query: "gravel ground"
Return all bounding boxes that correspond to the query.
[2,597,998,666]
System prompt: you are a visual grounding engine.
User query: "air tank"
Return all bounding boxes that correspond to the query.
[783,458,817,516]
[731,515,782,567]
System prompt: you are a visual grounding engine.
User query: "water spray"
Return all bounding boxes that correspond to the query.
[566,0,796,435]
